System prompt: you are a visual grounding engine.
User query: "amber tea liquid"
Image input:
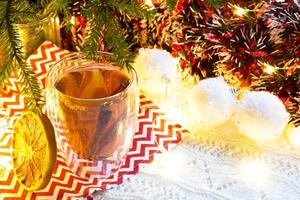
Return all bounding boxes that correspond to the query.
[55,66,131,160]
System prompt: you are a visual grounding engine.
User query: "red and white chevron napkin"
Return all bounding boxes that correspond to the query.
[0,41,188,200]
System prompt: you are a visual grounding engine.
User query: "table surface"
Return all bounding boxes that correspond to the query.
[92,121,300,200]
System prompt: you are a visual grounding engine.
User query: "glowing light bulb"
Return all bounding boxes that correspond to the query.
[55,15,60,26]
[289,126,300,148]
[234,6,247,17]
[264,63,275,74]
[239,160,270,187]
[144,0,154,8]
[70,16,76,26]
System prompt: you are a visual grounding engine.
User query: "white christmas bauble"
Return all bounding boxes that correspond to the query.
[234,91,290,143]
[189,77,236,127]
[133,48,179,94]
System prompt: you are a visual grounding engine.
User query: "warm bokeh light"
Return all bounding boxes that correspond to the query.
[239,160,270,187]
[160,101,189,126]
[55,15,60,26]
[149,150,187,179]
[70,15,76,26]
[289,126,300,148]
[154,83,198,130]
[234,6,247,17]
[144,0,154,8]
[264,63,276,74]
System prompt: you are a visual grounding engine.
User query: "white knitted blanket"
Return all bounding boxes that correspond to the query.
[93,121,300,200]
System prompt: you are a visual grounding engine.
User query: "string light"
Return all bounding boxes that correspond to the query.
[288,126,300,148]
[260,61,276,74]
[264,64,276,74]
[233,5,247,17]
[144,0,155,9]
[155,75,206,131]
[239,160,270,187]
[148,150,187,180]
[158,85,193,128]
[55,15,60,27]
[70,16,76,26]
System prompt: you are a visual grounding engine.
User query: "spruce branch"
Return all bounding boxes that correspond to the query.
[9,1,40,23]
[82,0,145,70]
[0,0,44,113]
[82,0,107,58]
[104,17,133,70]
[0,1,7,28]
[0,32,15,86]
[0,60,15,87]
[17,63,44,114]
[82,16,105,59]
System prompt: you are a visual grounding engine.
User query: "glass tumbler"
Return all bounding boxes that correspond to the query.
[46,52,139,179]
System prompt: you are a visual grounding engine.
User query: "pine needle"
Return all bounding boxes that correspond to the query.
[0,0,44,113]
[17,63,44,114]
[82,0,150,70]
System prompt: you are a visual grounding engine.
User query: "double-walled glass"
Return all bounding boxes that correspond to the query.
[46,52,139,179]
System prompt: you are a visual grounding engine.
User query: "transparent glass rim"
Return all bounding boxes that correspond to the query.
[47,51,138,103]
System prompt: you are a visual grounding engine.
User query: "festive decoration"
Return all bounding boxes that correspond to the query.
[189,77,236,127]
[120,0,300,126]
[234,91,290,143]
[2,1,300,199]
[134,48,179,95]
[0,1,66,113]
[0,0,161,113]
[2,0,298,124]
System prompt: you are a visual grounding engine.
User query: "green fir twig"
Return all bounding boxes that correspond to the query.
[0,0,46,113]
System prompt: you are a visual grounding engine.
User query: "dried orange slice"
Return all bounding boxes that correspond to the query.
[12,111,57,191]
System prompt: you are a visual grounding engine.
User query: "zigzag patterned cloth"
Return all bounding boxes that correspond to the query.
[0,41,188,200]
